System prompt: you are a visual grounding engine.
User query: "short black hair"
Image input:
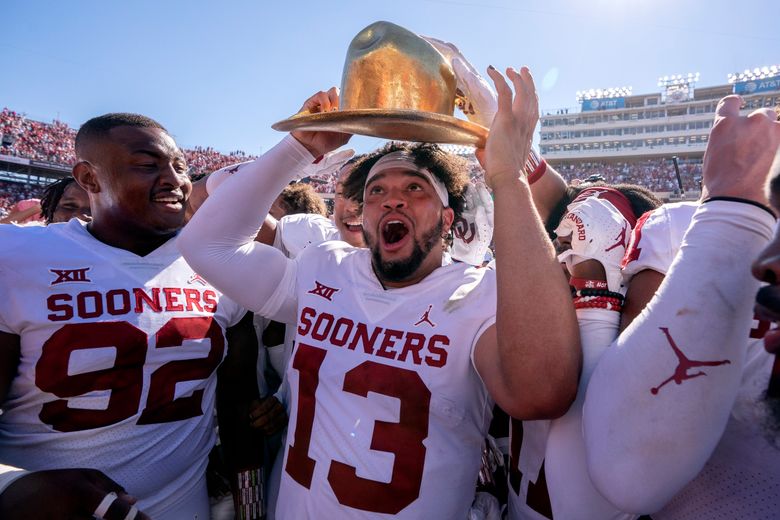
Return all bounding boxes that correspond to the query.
[75,113,167,157]
[342,142,470,220]
[40,177,77,224]
[546,181,662,238]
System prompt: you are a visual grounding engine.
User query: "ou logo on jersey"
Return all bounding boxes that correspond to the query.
[453,217,475,244]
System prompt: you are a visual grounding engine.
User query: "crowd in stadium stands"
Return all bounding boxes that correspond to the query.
[0,179,44,219]
[1,108,76,165]
[303,155,701,195]
[555,158,702,192]
[0,106,702,215]
[305,174,338,194]
[0,108,257,179]
[183,146,257,180]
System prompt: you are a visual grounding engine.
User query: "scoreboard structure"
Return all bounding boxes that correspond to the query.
[539,66,780,167]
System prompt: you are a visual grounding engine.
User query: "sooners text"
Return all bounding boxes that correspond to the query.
[47,287,218,321]
[297,306,450,368]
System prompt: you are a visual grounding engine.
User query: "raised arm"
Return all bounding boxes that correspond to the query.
[583,96,780,513]
[473,66,580,420]
[422,36,568,223]
[178,89,350,316]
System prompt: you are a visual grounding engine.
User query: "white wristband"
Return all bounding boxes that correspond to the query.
[0,464,29,496]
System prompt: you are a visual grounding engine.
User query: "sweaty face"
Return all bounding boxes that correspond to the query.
[89,126,191,237]
[51,182,91,224]
[361,168,452,285]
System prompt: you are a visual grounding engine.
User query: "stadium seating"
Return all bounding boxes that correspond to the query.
[0,107,701,216]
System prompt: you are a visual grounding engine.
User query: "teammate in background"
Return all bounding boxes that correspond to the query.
[432,42,661,518]
[0,113,258,520]
[544,182,660,243]
[269,182,327,220]
[331,156,366,248]
[180,67,580,518]
[618,200,698,331]
[507,187,659,520]
[583,96,780,518]
[39,176,91,224]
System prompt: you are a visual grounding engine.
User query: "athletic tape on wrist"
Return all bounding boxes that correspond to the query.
[524,149,546,185]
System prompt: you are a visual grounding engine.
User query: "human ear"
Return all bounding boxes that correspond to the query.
[72,161,100,194]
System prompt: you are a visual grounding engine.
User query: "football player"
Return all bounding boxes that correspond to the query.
[583,96,780,518]
[507,188,657,520]
[180,67,581,518]
[0,113,256,520]
[39,176,91,225]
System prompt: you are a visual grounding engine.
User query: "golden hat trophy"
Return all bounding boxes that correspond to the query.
[272,21,489,146]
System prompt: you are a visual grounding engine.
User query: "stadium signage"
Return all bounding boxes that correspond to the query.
[733,77,780,95]
[30,160,71,172]
[581,97,625,111]
[0,154,30,166]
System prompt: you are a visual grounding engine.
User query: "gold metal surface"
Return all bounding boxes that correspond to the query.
[272,21,488,146]
[273,109,488,146]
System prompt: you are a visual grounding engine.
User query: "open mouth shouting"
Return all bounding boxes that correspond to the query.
[381,217,411,252]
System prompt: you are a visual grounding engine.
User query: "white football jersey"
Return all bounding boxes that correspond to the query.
[621,201,698,280]
[273,213,341,259]
[0,220,245,519]
[507,309,636,520]
[621,202,780,519]
[269,242,496,519]
[260,213,342,391]
[507,417,552,520]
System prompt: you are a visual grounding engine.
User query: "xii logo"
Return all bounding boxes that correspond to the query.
[50,267,91,286]
[308,281,339,301]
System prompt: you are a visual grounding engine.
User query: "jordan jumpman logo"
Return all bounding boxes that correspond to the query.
[414,305,436,327]
[604,222,629,252]
[651,327,731,395]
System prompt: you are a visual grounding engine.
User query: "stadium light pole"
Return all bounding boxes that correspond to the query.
[727,63,780,83]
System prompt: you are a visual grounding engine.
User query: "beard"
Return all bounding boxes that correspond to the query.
[365,215,444,284]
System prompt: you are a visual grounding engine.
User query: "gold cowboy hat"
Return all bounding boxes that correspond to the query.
[272,21,488,146]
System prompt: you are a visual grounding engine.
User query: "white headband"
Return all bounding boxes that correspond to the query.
[364,151,450,207]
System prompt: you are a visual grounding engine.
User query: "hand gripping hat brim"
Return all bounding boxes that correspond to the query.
[272,21,488,146]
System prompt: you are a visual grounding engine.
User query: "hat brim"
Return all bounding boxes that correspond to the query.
[272,109,488,146]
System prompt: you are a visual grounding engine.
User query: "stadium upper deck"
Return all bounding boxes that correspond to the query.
[539,66,780,164]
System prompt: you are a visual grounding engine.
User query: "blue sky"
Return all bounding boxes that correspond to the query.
[2,0,779,155]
